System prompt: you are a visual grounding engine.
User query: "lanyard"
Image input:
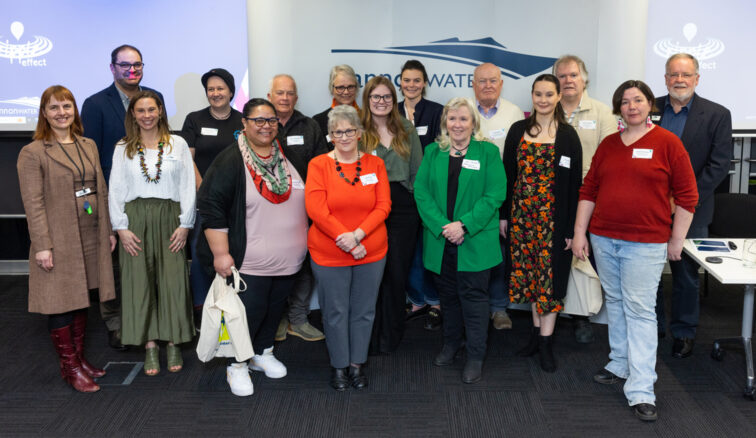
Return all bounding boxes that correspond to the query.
[58,138,87,189]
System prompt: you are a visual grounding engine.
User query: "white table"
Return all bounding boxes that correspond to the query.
[683,238,756,400]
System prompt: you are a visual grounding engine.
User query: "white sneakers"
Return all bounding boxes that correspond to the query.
[226,362,253,397]
[249,347,287,378]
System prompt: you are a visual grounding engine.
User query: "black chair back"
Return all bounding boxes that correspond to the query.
[709,193,756,238]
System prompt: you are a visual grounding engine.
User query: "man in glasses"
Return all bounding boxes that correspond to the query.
[653,53,732,359]
[267,74,329,342]
[81,44,164,351]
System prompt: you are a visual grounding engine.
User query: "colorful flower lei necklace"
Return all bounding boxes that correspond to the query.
[137,142,164,183]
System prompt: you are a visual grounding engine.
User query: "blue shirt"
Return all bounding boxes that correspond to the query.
[661,94,694,138]
[477,99,500,120]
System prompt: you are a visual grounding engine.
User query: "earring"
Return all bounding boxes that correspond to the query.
[617,118,626,133]
[646,116,653,128]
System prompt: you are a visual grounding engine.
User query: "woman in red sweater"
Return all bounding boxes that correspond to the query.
[306,105,391,391]
[572,80,697,422]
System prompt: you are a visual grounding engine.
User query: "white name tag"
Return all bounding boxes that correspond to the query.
[559,156,571,168]
[326,134,332,143]
[292,179,305,190]
[578,120,596,130]
[360,173,378,185]
[489,129,506,139]
[632,148,654,159]
[416,126,428,136]
[651,115,661,122]
[287,135,304,145]
[372,150,378,156]
[462,159,480,170]
[200,127,218,136]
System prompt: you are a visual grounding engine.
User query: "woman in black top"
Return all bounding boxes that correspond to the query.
[312,64,360,147]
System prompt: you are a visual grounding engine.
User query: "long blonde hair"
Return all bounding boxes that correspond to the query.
[360,76,410,160]
[122,90,172,158]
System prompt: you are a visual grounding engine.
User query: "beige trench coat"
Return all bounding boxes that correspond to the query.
[17,136,115,314]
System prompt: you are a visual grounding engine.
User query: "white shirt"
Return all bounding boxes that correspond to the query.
[109,134,196,230]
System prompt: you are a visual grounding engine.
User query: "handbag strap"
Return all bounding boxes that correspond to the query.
[230,267,247,293]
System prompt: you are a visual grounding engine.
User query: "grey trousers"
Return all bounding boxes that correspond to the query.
[312,257,386,368]
[287,256,314,326]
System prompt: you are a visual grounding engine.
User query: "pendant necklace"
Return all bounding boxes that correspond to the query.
[334,151,362,185]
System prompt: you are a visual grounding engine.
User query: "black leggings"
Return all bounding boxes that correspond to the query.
[48,309,86,331]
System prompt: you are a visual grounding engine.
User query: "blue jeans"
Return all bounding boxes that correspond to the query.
[590,233,667,406]
[406,233,440,306]
[488,239,510,313]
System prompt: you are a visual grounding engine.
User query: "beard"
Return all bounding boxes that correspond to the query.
[669,86,694,102]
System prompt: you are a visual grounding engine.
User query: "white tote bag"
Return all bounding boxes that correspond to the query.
[196,267,255,362]
[563,255,603,316]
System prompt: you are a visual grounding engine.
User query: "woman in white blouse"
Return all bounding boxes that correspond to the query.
[109,90,196,376]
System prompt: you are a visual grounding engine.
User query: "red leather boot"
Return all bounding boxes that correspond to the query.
[50,326,100,392]
[72,312,106,378]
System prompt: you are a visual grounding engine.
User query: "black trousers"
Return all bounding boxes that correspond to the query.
[237,273,297,353]
[370,182,419,354]
[432,245,491,360]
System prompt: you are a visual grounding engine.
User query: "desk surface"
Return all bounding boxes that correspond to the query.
[683,238,756,284]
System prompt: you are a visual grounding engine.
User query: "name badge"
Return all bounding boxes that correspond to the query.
[287,135,304,145]
[559,156,571,168]
[632,148,653,159]
[292,179,305,190]
[75,187,94,198]
[200,127,218,136]
[651,115,661,122]
[489,129,506,139]
[326,134,332,143]
[372,150,378,156]
[462,159,480,170]
[360,173,378,185]
[416,126,428,136]
[578,120,596,130]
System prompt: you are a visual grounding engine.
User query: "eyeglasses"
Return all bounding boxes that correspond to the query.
[331,128,358,138]
[334,85,357,93]
[666,72,697,79]
[369,94,393,103]
[114,62,144,70]
[244,117,279,127]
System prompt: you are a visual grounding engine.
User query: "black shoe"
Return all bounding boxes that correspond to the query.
[462,360,483,384]
[574,318,595,344]
[433,344,461,367]
[330,367,350,391]
[593,368,625,385]
[424,308,442,331]
[672,337,694,358]
[108,330,127,351]
[517,327,540,357]
[538,335,556,373]
[406,304,429,321]
[348,365,368,390]
[633,403,657,422]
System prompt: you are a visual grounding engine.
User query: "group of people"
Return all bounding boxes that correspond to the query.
[18,43,733,423]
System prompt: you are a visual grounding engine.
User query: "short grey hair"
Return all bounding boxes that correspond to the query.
[552,55,589,88]
[327,105,363,133]
[665,53,699,74]
[435,97,484,150]
[269,74,297,94]
[328,64,359,95]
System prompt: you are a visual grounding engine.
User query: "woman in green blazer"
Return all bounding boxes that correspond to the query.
[414,97,507,384]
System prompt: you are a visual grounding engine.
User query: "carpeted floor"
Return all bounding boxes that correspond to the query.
[1,274,754,437]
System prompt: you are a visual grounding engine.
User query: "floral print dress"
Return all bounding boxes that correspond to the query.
[509,137,563,314]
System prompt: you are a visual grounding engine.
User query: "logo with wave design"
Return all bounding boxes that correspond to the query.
[653,23,724,61]
[0,21,53,64]
[332,37,556,79]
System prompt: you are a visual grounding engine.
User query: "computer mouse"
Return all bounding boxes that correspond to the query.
[705,256,723,264]
[728,241,737,250]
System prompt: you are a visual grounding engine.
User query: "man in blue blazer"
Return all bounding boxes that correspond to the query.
[81,44,164,350]
[653,53,732,358]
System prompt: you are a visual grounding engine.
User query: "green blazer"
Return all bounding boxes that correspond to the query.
[414,138,507,274]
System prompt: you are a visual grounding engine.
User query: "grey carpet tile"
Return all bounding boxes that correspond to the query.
[343,393,448,437]
[445,391,546,437]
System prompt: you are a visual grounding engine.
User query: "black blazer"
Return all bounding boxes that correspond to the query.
[398,97,444,149]
[312,107,332,150]
[500,120,583,299]
[652,93,732,230]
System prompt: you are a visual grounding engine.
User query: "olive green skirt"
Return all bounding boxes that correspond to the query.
[119,198,194,345]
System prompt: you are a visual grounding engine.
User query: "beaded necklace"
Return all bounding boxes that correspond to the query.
[334,151,361,185]
[137,142,164,183]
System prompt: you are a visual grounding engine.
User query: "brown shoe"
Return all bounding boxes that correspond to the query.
[491,310,512,330]
[72,312,106,378]
[51,326,100,392]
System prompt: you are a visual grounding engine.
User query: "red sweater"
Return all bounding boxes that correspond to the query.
[579,127,698,243]
[305,153,391,266]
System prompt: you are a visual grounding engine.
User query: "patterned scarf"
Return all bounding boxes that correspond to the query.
[238,132,292,204]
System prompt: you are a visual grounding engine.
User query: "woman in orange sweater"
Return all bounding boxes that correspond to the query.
[306,105,391,391]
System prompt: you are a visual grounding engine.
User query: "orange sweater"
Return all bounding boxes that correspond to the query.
[306,153,391,267]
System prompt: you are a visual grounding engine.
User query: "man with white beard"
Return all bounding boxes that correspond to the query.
[653,53,732,359]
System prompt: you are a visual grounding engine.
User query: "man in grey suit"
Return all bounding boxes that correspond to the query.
[654,53,732,358]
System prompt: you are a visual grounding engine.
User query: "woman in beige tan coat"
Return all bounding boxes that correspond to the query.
[17,85,116,393]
